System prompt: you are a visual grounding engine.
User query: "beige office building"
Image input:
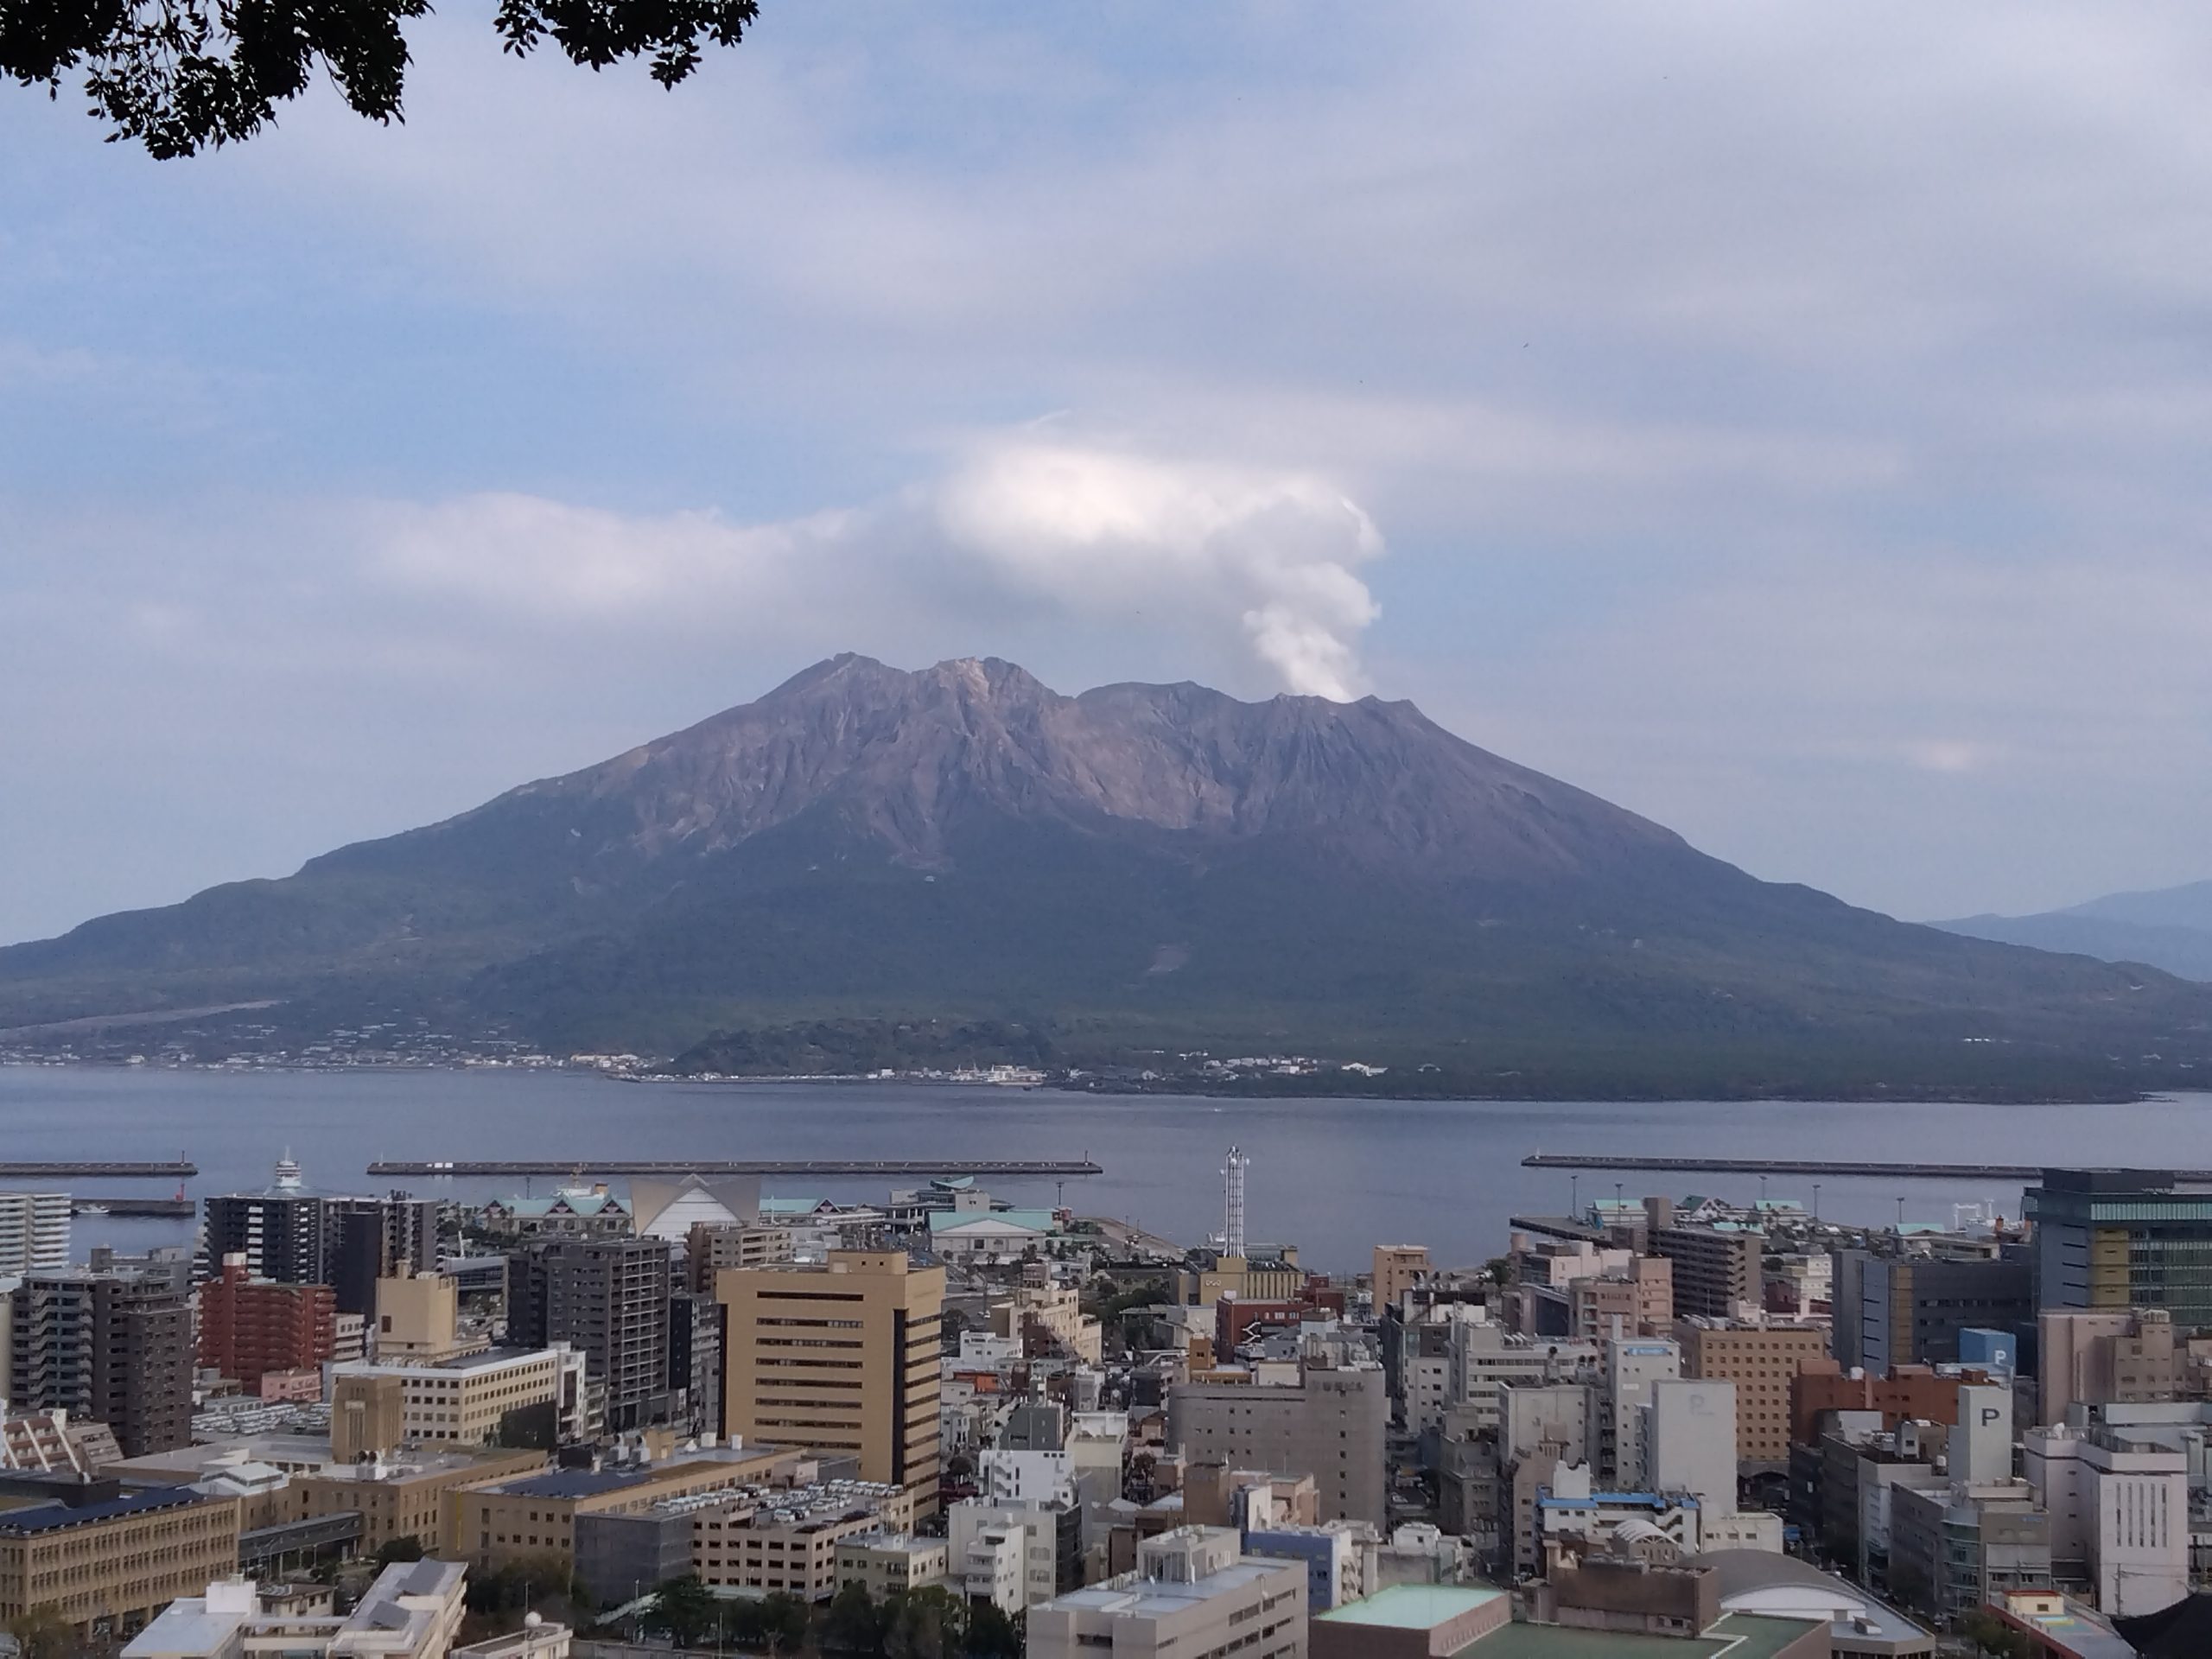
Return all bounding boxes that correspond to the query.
[1027,1527,1306,1659]
[1372,1246,1431,1312]
[691,1485,916,1601]
[990,1286,1102,1364]
[835,1532,948,1599]
[717,1251,944,1511]
[374,1274,479,1363]
[329,1344,591,1451]
[1677,1318,1830,1464]
[685,1224,795,1291]
[0,1488,242,1641]
[452,1446,798,1571]
[292,1446,550,1557]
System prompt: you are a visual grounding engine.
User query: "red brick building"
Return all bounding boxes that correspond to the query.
[1789,1358,1993,1447]
[199,1255,336,1388]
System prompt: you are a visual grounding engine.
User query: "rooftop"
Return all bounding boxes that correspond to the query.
[1316,1584,1506,1630]
[492,1466,656,1499]
[0,1486,205,1535]
[334,1344,562,1377]
[1464,1615,1824,1659]
[1046,1559,1294,1623]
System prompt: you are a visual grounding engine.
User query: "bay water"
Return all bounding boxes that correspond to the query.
[3,1065,2208,1274]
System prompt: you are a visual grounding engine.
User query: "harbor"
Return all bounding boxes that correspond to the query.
[1522,1152,2198,1183]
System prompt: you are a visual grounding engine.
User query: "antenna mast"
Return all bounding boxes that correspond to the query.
[1221,1146,1250,1259]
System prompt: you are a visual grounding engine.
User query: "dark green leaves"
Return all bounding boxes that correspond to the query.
[0,0,759,156]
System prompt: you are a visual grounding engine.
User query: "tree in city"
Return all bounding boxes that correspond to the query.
[882,1586,965,1659]
[0,0,758,158]
[642,1575,720,1649]
[963,1600,1022,1658]
[373,1535,426,1567]
[466,1551,586,1629]
[745,1592,810,1656]
[820,1582,886,1656]
[1956,1611,2036,1659]
[5,1606,76,1659]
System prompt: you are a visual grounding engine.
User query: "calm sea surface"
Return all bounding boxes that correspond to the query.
[3,1065,2209,1274]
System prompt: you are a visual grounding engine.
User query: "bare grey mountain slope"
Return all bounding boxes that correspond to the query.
[5,654,2211,1097]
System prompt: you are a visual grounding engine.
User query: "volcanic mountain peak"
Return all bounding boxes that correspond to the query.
[397,652,1687,881]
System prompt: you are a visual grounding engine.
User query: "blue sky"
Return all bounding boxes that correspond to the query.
[7,3,2212,942]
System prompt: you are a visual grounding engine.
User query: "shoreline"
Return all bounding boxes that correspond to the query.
[0,1055,2160,1107]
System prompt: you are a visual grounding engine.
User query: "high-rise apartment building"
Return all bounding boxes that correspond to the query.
[1649,1220,1762,1319]
[198,1255,337,1388]
[0,1193,70,1277]
[2027,1167,2212,1329]
[200,1157,438,1317]
[669,1289,724,1441]
[718,1249,945,1510]
[327,1195,439,1316]
[200,1155,327,1285]
[509,1236,673,1432]
[6,1268,192,1457]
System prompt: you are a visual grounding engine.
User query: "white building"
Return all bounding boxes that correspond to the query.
[1643,1378,1736,1516]
[959,1524,1027,1615]
[0,1192,69,1277]
[1537,1463,1701,1558]
[2024,1421,2190,1617]
[1027,1527,1306,1659]
[1448,1318,1599,1432]
[124,1560,470,1659]
[947,1499,1065,1608]
[1604,1336,1681,1488]
[978,1446,1075,1506]
[835,1532,950,1599]
[628,1174,760,1243]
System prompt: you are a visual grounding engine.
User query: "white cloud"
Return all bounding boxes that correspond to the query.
[365,435,1385,699]
[934,442,1381,698]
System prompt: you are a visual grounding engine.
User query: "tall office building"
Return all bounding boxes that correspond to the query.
[1833,1249,2033,1370]
[2027,1167,2212,1329]
[6,1267,191,1457]
[509,1235,674,1432]
[718,1249,945,1510]
[1166,1357,1388,1525]
[0,1193,70,1277]
[1677,1317,1828,1464]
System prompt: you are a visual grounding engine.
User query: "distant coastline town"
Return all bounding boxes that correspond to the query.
[0,1125,2202,1659]
[0,1019,1408,1095]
